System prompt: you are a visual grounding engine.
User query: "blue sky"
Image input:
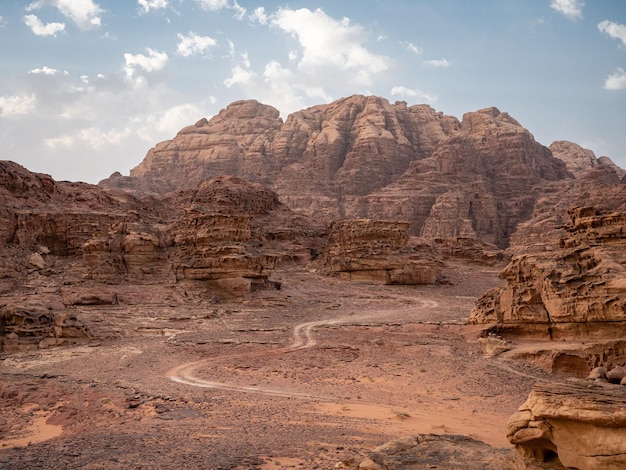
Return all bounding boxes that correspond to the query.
[1,0,625,183]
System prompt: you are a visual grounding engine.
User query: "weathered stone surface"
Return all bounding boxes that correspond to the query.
[0,303,91,353]
[508,380,626,470]
[105,97,574,249]
[549,140,597,177]
[509,161,626,255]
[337,434,517,469]
[469,207,626,340]
[320,219,443,284]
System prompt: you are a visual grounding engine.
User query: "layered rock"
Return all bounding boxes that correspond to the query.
[337,434,517,470]
[508,380,626,469]
[1,163,324,351]
[549,140,597,177]
[104,96,574,248]
[509,161,626,255]
[320,219,442,284]
[0,303,92,353]
[469,207,626,340]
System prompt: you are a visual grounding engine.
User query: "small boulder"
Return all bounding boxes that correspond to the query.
[587,366,608,381]
[27,252,45,270]
[607,366,626,384]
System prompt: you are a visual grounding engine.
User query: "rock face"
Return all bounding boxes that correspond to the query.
[509,160,626,255]
[508,380,626,470]
[320,219,442,284]
[337,434,517,470]
[0,164,322,351]
[103,96,572,248]
[469,206,626,340]
[0,303,92,353]
[549,140,597,177]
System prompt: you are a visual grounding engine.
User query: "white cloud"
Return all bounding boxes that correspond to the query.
[23,14,65,36]
[195,0,228,10]
[550,0,584,21]
[250,7,268,24]
[29,66,66,75]
[424,58,451,68]
[194,0,244,17]
[123,48,168,81]
[405,42,422,55]
[176,31,217,57]
[271,8,389,87]
[0,16,7,28]
[0,95,37,116]
[224,65,257,88]
[598,20,626,47]
[391,86,435,103]
[26,0,104,30]
[137,0,168,13]
[604,67,626,90]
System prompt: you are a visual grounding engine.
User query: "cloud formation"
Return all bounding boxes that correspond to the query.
[424,59,450,68]
[598,20,626,47]
[176,31,217,57]
[123,48,168,82]
[604,67,626,90]
[23,14,65,36]
[550,0,584,21]
[29,66,67,75]
[137,0,168,14]
[390,86,434,103]
[271,8,389,86]
[0,95,37,117]
[194,0,245,19]
[26,0,104,30]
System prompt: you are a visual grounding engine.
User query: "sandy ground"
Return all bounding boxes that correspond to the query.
[0,263,551,469]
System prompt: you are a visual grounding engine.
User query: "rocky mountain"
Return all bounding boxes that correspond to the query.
[102,95,602,249]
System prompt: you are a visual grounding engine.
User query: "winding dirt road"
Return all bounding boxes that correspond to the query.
[168,299,439,399]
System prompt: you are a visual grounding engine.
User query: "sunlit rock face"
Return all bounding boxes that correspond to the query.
[105,96,575,249]
[320,219,443,285]
[508,380,626,470]
[470,206,626,340]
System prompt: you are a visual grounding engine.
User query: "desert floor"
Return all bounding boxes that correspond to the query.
[0,262,551,469]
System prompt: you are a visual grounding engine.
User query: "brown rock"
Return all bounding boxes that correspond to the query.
[345,434,517,470]
[549,140,596,177]
[508,380,626,469]
[588,366,608,380]
[106,96,575,250]
[469,207,626,340]
[320,219,443,284]
[606,366,626,384]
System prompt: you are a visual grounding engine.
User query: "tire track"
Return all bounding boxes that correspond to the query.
[168,299,438,399]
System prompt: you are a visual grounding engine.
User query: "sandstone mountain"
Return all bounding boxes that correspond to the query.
[102,95,608,249]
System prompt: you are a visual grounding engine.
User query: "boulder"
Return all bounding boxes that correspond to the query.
[508,380,626,469]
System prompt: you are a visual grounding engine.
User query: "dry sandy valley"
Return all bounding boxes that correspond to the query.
[0,263,551,469]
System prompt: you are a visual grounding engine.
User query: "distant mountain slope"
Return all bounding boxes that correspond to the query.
[100,95,624,248]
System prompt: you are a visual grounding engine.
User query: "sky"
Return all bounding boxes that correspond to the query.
[1,0,625,184]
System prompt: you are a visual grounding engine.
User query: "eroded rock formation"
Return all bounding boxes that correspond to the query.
[508,380,626,470]
[469,206,626,340]
[320,219,443,284]
[102,96,573,248]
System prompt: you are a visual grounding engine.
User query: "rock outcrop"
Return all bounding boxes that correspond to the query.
[549,140,597,177]
[508,379,626,470]
[0,303,92,353]
[0,164,322,350]
[320,219,442,284]
[102,96,573,248]
[337,434,517,470]
[469,206,626,341]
